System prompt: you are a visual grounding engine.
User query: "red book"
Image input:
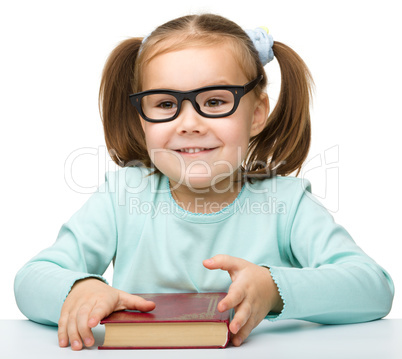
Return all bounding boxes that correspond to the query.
[99,292,231,349]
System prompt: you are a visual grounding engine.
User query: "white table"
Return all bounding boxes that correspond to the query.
[1,319,401,358]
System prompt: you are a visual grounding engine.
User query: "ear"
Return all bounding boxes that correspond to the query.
[250,92,269,137]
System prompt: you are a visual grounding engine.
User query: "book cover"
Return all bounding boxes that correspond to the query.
[99,292,231,349]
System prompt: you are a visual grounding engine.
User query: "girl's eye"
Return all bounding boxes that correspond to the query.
[158,101,177,110]
[205,99,224,107]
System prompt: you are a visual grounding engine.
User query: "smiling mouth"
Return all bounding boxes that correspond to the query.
[175,148,214,154]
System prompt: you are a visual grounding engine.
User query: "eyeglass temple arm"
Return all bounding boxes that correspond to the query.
[244,75,263,94]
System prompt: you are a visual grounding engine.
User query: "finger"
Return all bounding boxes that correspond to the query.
[118,293,156,312]
[232,317,259,347]
[76,305,95,347]
[229,301,252,335]
[67,312,83,351]
[218,283,246,312]
[86,293,156,332]
[203,254,246,273]
[87,300,114,329]
[58,314,69,348]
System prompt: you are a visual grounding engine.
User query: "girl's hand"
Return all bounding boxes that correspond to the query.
[58,278,155,350]
[203,255,283,346]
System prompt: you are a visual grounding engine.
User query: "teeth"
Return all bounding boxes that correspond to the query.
[180,148,207,153]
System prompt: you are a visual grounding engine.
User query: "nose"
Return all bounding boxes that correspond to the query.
[175,100,206,135]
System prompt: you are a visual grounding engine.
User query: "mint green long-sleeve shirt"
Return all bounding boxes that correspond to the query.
[14,167,394,326]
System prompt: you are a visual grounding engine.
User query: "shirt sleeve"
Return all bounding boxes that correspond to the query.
[266,185,394,324]
[14,175,117,326]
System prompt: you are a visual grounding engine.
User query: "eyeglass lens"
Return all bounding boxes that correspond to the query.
[141,89,235,121]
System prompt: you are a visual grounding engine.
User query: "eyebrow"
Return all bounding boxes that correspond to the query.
[141,79,236,93]
[141,82,243,94]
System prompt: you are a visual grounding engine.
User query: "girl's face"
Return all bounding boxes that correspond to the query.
[140,44,268,193]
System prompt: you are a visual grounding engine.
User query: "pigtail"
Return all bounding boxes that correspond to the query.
[99,38,149,167]
[246,41,313,178]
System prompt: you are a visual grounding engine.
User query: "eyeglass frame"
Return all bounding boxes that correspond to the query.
[129,75,263,123]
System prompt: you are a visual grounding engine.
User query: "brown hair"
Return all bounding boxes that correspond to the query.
[99,14,313,177]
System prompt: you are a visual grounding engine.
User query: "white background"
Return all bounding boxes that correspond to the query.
[1,0,401,320]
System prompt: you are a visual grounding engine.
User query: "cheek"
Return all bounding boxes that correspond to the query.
[152,151,185,181]
[142,123,186,181]
[220,111,254,152]
[142,122,169,152]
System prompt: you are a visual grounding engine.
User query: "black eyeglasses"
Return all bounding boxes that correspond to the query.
[129,75,263,123]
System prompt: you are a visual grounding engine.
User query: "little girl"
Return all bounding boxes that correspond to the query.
[14,14,394,350]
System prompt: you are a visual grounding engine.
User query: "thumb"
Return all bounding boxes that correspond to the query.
[119,292,156,313]
[87,291,156,328]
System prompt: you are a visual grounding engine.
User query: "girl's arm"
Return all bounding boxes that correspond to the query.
[14,175,117,326]
[268,189,394,324]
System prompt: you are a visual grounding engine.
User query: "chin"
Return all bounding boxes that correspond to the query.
[171,176,215,193]
[174,172,238,194]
